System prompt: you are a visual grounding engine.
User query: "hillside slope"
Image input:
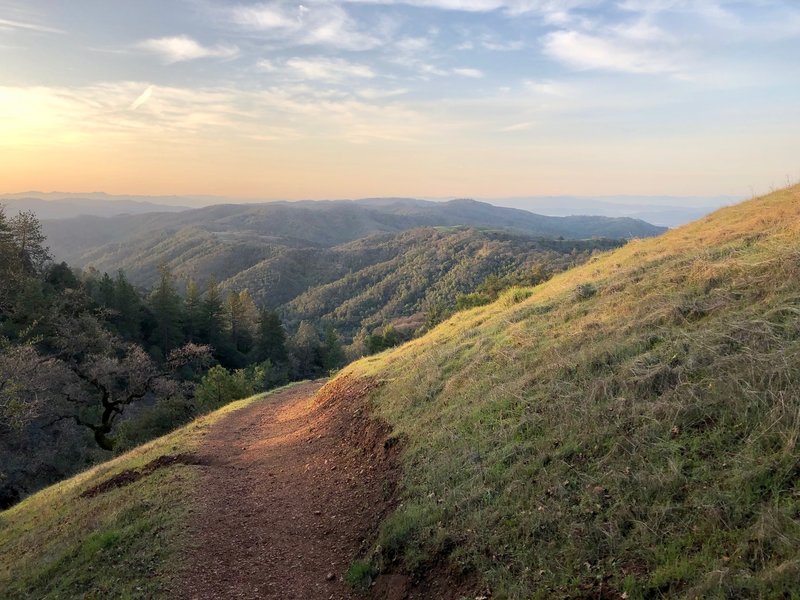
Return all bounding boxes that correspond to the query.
[3,187,797,599]
[339,185,800,598]
[0,383,315,599]
[236,228,623,339]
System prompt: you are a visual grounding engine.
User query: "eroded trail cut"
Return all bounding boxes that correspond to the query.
[177,378,399,600]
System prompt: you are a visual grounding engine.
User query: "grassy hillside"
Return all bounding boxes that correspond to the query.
[341,186,800,598]
[0,386,299,600]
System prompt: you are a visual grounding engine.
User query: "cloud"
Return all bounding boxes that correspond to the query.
[453,67,485,78]
[524,80,567,96]
[343,0,588,20]
[0,81,455,148]
[137,36,239,64]
[285,57,375,81]
[542,30,681,74]
[499,121,535,132]
[355,87,409,99]
[229,2,381,50]
[0,17,64,34]
[129,85,154,111]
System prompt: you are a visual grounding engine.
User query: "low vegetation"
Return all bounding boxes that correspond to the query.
[0,386,298,599]
[4,188,797,599]
[341,185,800,598]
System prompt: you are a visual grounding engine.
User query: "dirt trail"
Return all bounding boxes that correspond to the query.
[176,379,398,600]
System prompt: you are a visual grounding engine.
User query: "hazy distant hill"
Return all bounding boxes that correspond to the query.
[2,191,736,226]
[489,195,738,227]
[0,196,190,219]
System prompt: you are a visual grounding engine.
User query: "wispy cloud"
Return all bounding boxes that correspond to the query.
[453,67,484,78]
[0,17,63,34]
[129,85,154,111]
[137,36,239,64]
[0,81,457,148]
[285,57,375,81]
[229,2,381,50]
[542,30,681,74]
[343,0,588,21]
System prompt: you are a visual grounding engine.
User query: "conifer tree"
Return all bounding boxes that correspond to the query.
[149,265,184,356]
[255,309,288,364]
[291,321,321,378]
[321,324,345,372]
[184,279,202,342]
[9,210,49,273]
[112,270,141,339]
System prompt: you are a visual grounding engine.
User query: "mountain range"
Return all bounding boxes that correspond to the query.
[2,191,737,226]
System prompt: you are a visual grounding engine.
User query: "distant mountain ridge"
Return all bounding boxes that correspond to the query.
[0,197,190,220]
[42,197,664,270]
[2,191,738,226]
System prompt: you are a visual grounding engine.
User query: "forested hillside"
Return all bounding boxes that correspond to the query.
[276,228,623,340]
[3,187,797,600]
[0,207,341,509]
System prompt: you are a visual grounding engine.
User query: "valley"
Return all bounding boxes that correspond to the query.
[2,186,798,599]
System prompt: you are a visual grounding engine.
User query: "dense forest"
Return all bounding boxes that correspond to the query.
[0,207,343,508]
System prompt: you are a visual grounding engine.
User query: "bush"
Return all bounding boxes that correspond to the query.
[574,282,597,300]
[194,365,256,413]
[455,292,491,311]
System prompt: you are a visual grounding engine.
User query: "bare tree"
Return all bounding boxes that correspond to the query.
[39,315,212,450]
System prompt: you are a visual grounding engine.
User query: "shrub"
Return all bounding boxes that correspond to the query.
[194,365,256,413]
[574,282,597,300]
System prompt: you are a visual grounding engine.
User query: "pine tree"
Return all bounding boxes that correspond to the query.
[184,279,202,342]
[201,280,223,341]
[291,321,321,378]
[112,270,142,340]
[237,289,260,353]
[9,210,50,273]
[96,272,115,308]
[225,290,244,352]
[255,309,288,364]
[321,324,345,372]
[149,265,184,357]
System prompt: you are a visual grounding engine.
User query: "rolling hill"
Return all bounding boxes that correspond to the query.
[37,198,661,341]
[41,198,664,281]
[4,187,795,599]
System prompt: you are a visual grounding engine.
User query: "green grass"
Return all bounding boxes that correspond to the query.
[343,185,800,599]
[0,384,303,600]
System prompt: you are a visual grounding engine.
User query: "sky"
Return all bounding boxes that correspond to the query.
[1,0,799,200]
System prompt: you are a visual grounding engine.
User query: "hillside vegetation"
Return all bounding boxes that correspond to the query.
[242,228,623,339]
[341,185,800,598]
[0,385,300,600]
[3,188,796,599]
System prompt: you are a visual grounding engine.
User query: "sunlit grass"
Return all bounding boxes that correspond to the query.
[344,185,800,598]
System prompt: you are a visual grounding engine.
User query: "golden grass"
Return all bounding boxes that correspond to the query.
[342,185,800,598]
